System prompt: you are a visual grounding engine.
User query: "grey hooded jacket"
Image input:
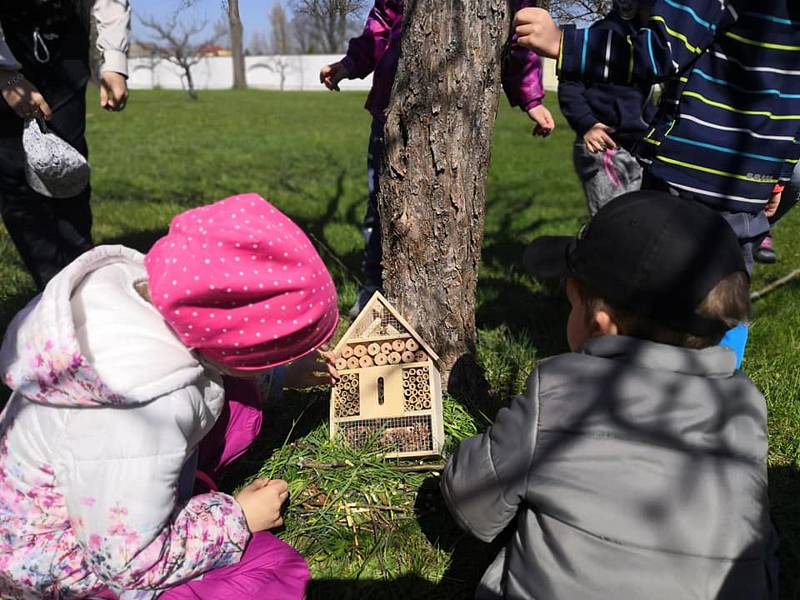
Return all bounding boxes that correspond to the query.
[442,335,775,599]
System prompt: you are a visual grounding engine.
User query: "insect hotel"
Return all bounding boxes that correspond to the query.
[330,291,444,458]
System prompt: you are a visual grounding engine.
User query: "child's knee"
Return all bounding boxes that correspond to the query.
[249,531,310,579]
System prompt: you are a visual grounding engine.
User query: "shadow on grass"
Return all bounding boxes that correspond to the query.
[218,389,330,494]
[101,229,166,254]
[305,475,502,600]
[99,165,368,292]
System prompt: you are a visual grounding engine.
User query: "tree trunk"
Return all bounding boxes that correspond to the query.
[378,0,511,394]
[228,0,247,89]
[184,66,198,100]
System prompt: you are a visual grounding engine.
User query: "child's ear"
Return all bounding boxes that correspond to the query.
[593,309,619,337]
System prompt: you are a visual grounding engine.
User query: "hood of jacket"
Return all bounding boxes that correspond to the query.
[0,245,206,408]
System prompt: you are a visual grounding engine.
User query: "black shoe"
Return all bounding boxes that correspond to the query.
[754,235,777,264]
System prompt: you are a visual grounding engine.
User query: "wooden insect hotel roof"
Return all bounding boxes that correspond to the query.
[330,292,444,458]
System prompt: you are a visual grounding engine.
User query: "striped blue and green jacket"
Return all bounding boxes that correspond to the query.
[558,0,800,214]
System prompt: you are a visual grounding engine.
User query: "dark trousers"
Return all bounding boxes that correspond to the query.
[0,11,92,289]
[363,118,385,289]
[0,91,92,289]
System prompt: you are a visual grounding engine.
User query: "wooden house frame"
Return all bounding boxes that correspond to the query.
[330,292,444,458]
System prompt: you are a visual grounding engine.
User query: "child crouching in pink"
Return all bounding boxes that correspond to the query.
[0,194,339,599]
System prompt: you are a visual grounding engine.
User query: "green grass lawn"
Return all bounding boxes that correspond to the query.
[1,88,799,598]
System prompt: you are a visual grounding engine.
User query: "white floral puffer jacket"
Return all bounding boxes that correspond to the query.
[0,246,251,599]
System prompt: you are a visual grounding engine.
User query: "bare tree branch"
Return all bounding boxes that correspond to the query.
[292,0,368,53]
[138,13,223,99]
[270,3,293,54]
[548,0,611,23]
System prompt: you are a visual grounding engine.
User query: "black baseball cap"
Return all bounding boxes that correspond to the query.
[523,191,747,336]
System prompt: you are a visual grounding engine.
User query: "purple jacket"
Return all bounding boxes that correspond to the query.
[341,0,544,122]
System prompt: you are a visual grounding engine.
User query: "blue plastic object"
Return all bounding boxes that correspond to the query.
[720,323,749,368]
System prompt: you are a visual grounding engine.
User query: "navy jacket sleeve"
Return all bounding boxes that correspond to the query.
[559,0,737,86]
[557,80,598,136]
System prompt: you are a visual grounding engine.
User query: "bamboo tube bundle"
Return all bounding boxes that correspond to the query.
[367,343,381,356]
[335,357,348,371]
[353,344,367,358]
[341,345,354,358]
[391,339,406,352]
[359,355,374,369]
[405,338,419,352]
[402,369,411,380]
[335,394,358,417]
[388,352,402,365]
[334,374,360,417]
[374,353,388,366]
[381,342,393,355]
[401,350,415,363]
[346,357,360,370]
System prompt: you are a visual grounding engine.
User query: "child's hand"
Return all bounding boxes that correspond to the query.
[514,8,562,59]
[284,348,340,389]
[583,123,617,153]
[765,187,782,218]
[235,478,289,532]
[319,62,350,91]
[527,104,555,137]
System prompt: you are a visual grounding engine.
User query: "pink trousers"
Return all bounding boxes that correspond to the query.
[97,377,309,600]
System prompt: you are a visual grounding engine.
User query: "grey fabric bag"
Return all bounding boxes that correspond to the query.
[22,118,90,199]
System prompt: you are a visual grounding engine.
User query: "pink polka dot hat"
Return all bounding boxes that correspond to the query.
[145,193,339,371]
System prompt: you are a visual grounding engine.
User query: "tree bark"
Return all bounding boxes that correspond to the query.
[228,0,247,88]
[378,0,511,394]
[183,64,198,100]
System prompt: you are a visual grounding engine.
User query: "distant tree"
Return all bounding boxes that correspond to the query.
[139,13,222,100]
[292,0,368,53]
[249,31,271,55]
[270,4,293,54]
[290,12,317,53]
[223,0,247,88]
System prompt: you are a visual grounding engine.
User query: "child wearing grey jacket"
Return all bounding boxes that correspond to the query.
[441,191,776,600]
